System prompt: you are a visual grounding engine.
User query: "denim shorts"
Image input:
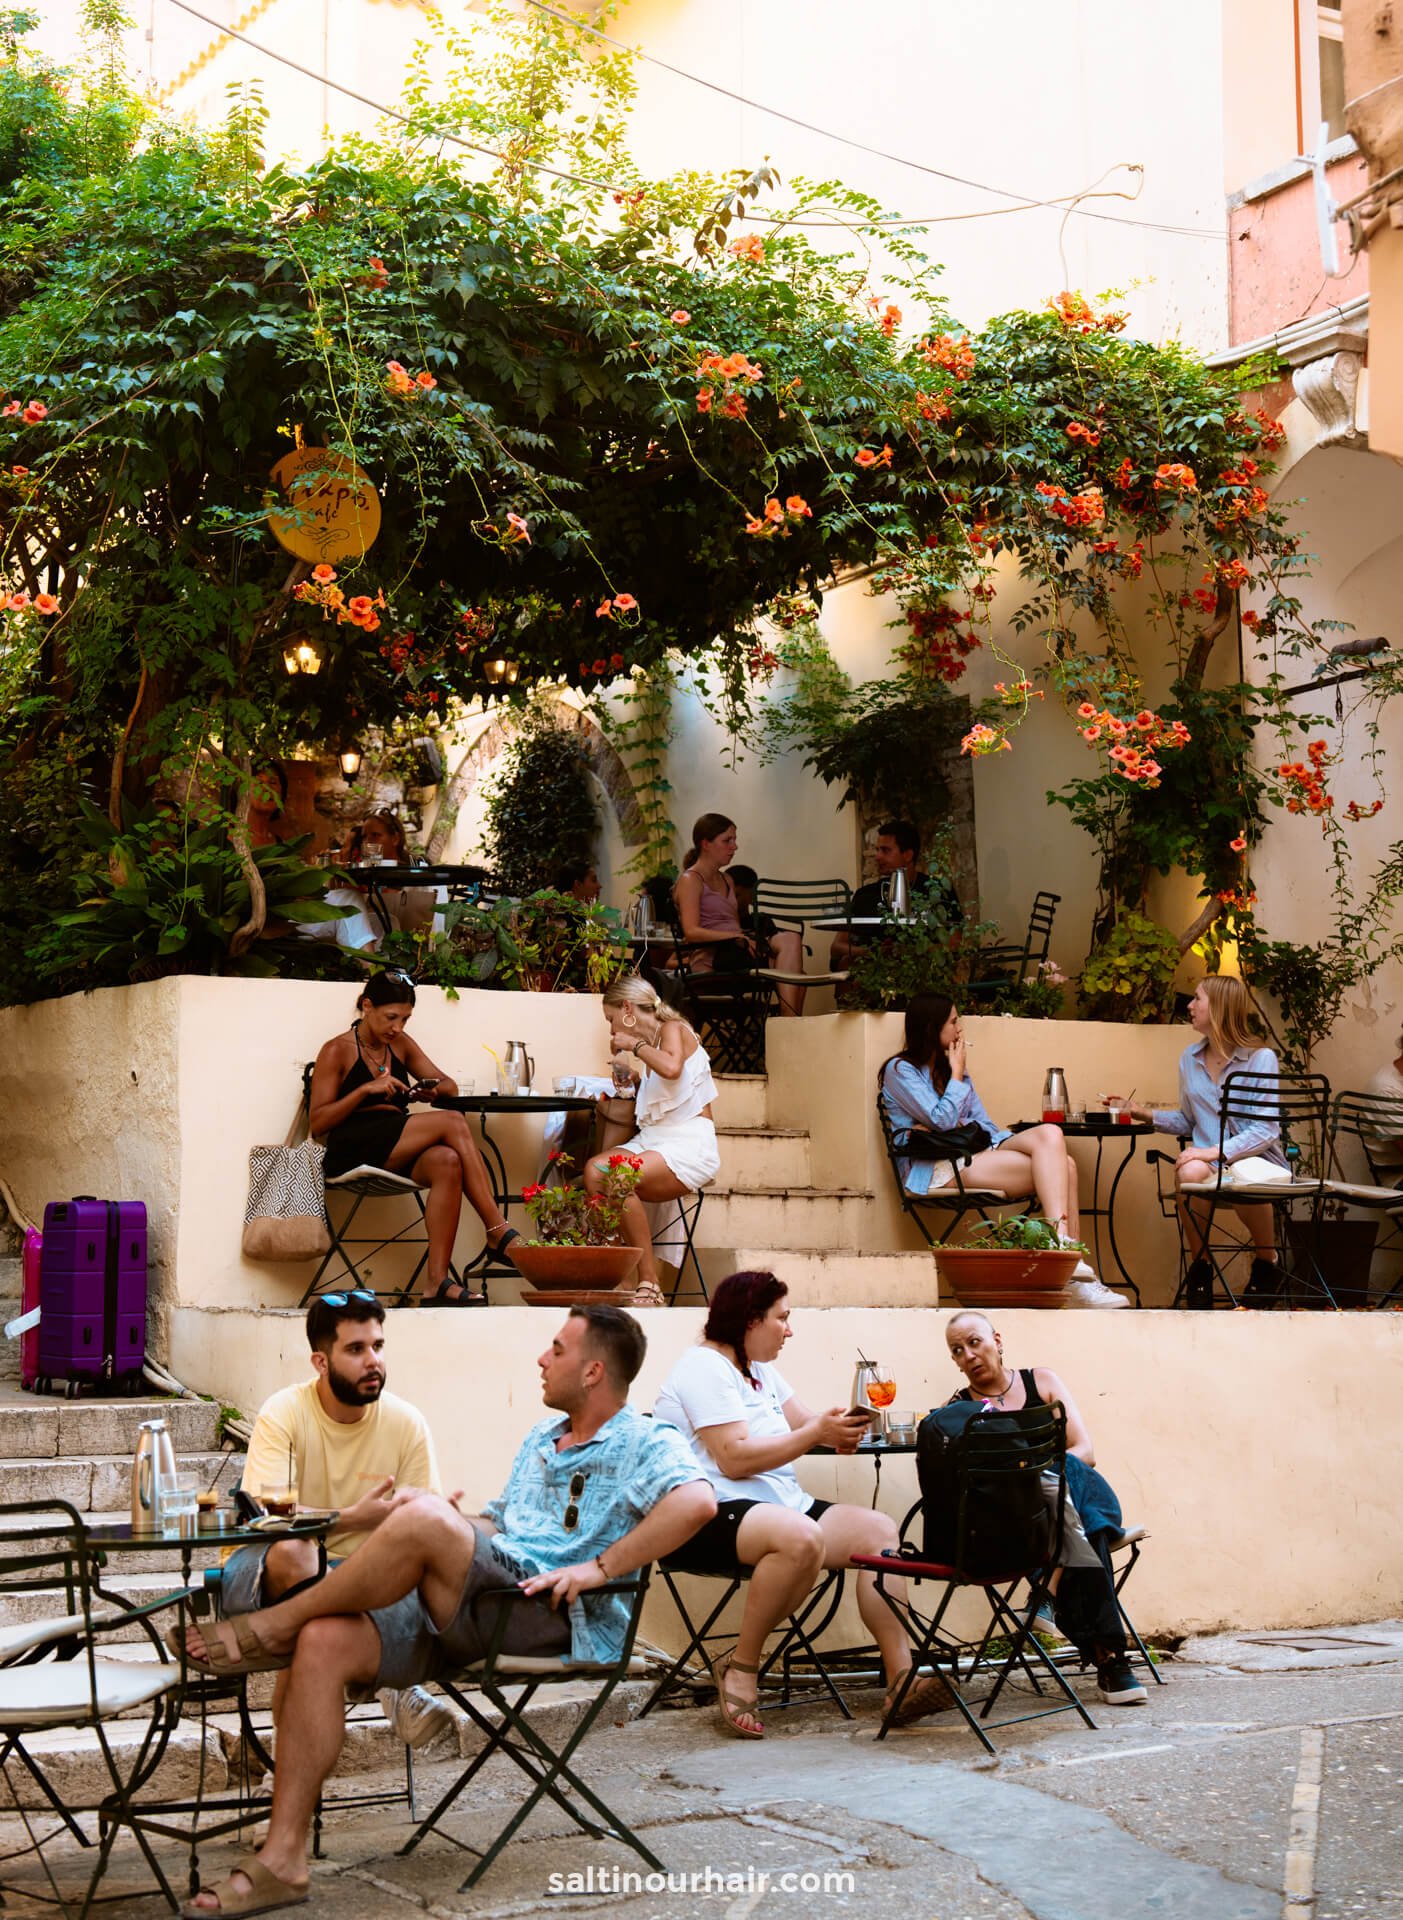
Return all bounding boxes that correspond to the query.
[220,1543,432,1691]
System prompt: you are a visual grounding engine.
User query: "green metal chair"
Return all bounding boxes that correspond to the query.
[398,1568,661,1890]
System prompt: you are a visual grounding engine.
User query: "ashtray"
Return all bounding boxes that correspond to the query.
[198,1506,236,1532]
[1083,1109,1109,1125]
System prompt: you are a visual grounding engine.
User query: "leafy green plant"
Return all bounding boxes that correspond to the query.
[42,802,351,984]
[964,1215,1085,1254]
[382,890,629,995]
[844,903,992,1010]
[481,710,600,897]
[521,1152,643,1247]
[1077,910,1180,1023]
[981,962,1068,1019]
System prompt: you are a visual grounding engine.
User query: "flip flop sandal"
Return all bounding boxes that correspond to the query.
[422,1279,467,1308]
[486,1224,523,1266]
[180,1854,309,1918]
[713,1652,764,1739]
[883,1668,956,1728]
[168,1612,291,1677]
[630,1279,667,1309]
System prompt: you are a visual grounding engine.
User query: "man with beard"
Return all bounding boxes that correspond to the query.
[220,1289,452,1753]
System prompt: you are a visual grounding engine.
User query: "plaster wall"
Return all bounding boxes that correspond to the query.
[1228,154,1370,343]
[0,981,184,1342]
[168,1298,1403,1638]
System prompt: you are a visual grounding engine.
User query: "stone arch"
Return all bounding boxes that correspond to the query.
[426,697,646,861]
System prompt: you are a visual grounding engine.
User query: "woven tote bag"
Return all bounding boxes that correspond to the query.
[242,1105,330,1261]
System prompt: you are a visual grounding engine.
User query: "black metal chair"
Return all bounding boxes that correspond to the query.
[637,1562,852,1720]
[750,877,853,990]
[661,906,776,1075]
[398,1570,661,1890]
[1034,1522,1167,1693]
[0,1500,184,1917]
[1149,1070,1333,1308]
[851,1405,1098,1753]
[1322,1090,1403,1306]
[652,1189,709,1302]
[877,1059,1028,1249]
[297,1066,464,1307]
[965,890,1061,1003]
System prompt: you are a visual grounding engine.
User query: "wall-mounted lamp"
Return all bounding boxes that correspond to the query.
[282,635,324,676]
[338,745,362,779]
[482,656,520,686]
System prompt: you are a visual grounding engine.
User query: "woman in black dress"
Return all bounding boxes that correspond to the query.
[308,970,520,1304]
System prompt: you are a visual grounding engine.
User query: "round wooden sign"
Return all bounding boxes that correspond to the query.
[267,448,382,565]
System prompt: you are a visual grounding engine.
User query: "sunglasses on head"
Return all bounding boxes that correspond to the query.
[379,968,416,989]
[317,1289,377,1308]
[562,1470,587,1533]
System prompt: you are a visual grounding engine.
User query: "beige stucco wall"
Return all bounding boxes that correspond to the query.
[168,1298,1403,1638]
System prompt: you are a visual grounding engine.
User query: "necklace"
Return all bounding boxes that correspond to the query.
[356,1023,392,1077]
[982,1366,1017,1406]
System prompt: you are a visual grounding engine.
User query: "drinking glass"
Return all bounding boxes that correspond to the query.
[611,1059,636,1095]
[552,1075,573,1095]
[865,1376,897,1411]
[496,1061,521,1098]
[1105,1096,1125,1127]
[456,1074,476,1096]
[261,1481,299,1519]
[159,1472,200,1537]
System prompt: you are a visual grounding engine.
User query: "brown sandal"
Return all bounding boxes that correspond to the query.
[631,1277,667,1309]
[714,1652,764,1739]
[884,1667,956,1727]
[180,1853,308,1917]
[168,1612,291,1678]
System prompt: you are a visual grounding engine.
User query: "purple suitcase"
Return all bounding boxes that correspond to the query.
[37,1198,147,1396]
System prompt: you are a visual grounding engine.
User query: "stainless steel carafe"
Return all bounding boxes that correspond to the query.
[888,869,910,918]
[131,1418,176,1534]
[505,1040,535,1092]
[1042,1066,1069,1122]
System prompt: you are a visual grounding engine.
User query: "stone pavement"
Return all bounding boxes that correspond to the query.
[1,1626,1400,1920]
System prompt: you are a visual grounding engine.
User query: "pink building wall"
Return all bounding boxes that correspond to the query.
[1229,152,1369,343]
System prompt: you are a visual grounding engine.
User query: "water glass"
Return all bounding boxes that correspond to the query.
[261,1481,299,1518]
[496,1061,521,1098]
[456,1073,476,1096]
[552,1075,574,1095]
[159,1472,200,1538]
[1105,1096,1125,1127]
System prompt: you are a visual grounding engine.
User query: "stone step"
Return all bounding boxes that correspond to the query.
[0,1451,243,1513]
[0,1571,202,1640]
[714,1073,767,1128]
[730,1248,939,1307]
[0,1397,223,1462]
[715,1126,811,1189]
[0,1717,227,1809]
[697,1186,872,1252]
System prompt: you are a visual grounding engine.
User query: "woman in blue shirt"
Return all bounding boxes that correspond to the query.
[1114,975,1285,1306]
[881,994,1125,1308]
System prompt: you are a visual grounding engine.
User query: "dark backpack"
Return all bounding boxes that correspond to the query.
[915,1402,1058,1577]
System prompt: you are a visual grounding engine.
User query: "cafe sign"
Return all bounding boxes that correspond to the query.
[267,447,382,565]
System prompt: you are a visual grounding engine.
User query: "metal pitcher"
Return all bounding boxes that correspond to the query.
[632,893,655,938]
[887,869,910,919]
[131,1418,176,1534]
[505,1040,535,1092]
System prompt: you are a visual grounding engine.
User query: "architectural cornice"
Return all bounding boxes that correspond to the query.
[1204,294,1370,372]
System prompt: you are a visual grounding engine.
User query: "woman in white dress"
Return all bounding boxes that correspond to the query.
[584,976,722,1305]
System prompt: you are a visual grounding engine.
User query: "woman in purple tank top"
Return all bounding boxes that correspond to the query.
[673,814,807,1015]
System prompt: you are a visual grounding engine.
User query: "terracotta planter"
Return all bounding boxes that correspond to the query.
[934,1246,1080,1309]
[512,1243,643,1290]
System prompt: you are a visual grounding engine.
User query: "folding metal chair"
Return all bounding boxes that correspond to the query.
[877,1059,1029,1249]
[398,1570,660,1890]
[1150,1070,1333,1308]
[0,1500,183,1917]
[652,1189,708,1302]
[636,1561,852,1720]
[1034,1523,1167,1691]
[851,1405,1098,1753]
[662,907,776,1074]
[751,876,853,990]
[297,1065,463,1307]
[965,890,1061,1004]
[1324,1090,1403,1305]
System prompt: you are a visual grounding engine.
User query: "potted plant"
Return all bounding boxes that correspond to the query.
[513,1153,646,1293]
[934,1215,1084,1309]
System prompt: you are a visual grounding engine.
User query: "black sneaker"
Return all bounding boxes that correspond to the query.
[1183,1257,1213,1310]
[1241,1257,1284,1305]
[1096,1657,1147,1705]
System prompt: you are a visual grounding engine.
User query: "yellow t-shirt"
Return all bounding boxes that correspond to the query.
[243,1380,440,1558]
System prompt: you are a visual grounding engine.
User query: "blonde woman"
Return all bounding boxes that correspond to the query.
[1111,975,1285,1307]
[585,976,721,1306]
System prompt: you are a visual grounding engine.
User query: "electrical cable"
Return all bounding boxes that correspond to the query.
[525,0,1225,239]
[161,0,1221,241]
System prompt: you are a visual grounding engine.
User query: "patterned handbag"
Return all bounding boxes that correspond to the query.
[242,1106,330,1261]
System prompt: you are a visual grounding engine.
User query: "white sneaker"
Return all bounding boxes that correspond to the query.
[1069,1257,1097,1280]
[378,1685,456,1753]
[1064,1277,1129,1309]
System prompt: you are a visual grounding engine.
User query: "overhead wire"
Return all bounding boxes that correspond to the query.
[161,0,1221,242]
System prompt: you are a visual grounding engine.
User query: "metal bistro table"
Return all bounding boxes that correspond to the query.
[438,1092,599,1279]
[790,1437,921,1693]
[342,863,489,941]
[1011,1117,1153,1304]
[83,1514,333,1902]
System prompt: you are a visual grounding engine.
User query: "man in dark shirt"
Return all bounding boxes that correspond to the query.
[834,819,962,967]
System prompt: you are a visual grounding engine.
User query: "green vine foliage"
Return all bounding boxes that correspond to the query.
[600,660,676,881]
[1077,909,1181,1024]
[480,707,600,895]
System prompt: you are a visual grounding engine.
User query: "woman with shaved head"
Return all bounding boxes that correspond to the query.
[943,1311,1148,1707]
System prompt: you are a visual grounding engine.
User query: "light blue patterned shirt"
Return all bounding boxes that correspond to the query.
[1151,1041,1285,1165]
[482,1405,704,1663]
[881,1058,1010,1196]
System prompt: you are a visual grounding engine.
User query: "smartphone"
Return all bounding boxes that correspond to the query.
[233,1487,266,1524]
[845,1406,878,1423]
[411,1077,441,1095]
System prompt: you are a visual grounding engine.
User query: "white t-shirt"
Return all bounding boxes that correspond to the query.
[653,1346,811,1512]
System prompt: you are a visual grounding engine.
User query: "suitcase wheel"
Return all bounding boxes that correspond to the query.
[64,1381,79,1400]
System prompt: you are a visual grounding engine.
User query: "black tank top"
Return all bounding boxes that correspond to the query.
[338,1024,411,1107]
[956,1366,1043,1408]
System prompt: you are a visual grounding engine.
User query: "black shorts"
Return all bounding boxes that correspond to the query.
[663,1497,832,1579]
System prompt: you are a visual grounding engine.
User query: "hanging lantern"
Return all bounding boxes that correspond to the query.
[338,745,363,778]
[282,634,324,676]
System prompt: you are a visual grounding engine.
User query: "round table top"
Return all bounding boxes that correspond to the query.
[1011,1117,1154,1137]
[438,1092,599,1115]
[85,1515,332,1553]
